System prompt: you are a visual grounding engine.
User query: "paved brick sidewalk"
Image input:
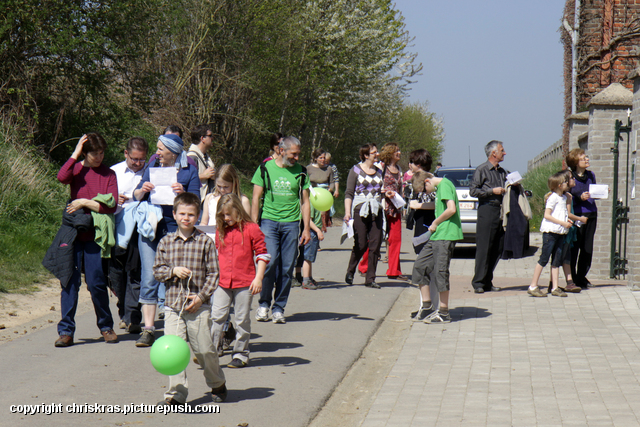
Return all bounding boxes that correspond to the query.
[361,280,640,426]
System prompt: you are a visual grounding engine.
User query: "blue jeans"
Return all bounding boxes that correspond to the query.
[260,219,300,314]
[138,234,160,304]
[538,232,565,268]
[58,240,114,336]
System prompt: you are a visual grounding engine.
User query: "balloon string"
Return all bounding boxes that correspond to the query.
[177,272,193,320]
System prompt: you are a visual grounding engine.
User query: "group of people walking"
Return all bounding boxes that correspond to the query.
[43,129,599,406]
[44,127,345,405]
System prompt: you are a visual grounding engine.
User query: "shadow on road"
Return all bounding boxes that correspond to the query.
[186,387,276,405]
[250,341,303,353]
[227,387,276,402]
[249,355,310,368]
[451,244,539,260]
[450,306,491,322]
[285,311,373,322]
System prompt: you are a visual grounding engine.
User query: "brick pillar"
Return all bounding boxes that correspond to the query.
[567,111,589,152]
[584,83,632,280]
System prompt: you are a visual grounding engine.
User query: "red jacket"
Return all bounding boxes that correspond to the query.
[215,222,270,289]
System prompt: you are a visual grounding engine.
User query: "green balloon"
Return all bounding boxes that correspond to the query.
[310,187,334,212]
[150,334,190,376]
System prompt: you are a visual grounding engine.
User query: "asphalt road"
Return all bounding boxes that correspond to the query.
[1,225,417,427]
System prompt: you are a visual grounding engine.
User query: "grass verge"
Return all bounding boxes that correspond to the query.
[0,123,65,293]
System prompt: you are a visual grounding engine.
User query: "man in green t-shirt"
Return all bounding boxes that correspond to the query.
[251,136,311,324]
[410,171,463,324]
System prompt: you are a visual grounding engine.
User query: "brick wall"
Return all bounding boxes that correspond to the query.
[569,0,640,108]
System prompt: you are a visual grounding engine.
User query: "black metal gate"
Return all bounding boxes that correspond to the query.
[611,117,631,279]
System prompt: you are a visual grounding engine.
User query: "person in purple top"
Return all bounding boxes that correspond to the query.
[343,143,384,289]
[566,149,597,289]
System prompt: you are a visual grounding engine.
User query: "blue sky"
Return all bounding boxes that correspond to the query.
[393,0,565,173]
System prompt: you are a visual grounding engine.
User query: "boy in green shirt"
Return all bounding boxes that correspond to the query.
[410,171,463,323]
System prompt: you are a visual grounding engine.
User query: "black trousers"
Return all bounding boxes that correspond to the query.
[472,204,504,290]
[571,213,597,287]
[347,210,383,284]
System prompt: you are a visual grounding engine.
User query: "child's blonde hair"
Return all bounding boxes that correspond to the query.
[544,171,569,203]
[216,193,254,246]
[214,164,243,197]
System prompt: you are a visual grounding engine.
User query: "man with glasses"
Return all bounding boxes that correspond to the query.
[110,137,149,334]
[188,124,216,201]
[470,140,508,294]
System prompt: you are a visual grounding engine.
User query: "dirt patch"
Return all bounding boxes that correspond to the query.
[0,279,93,344]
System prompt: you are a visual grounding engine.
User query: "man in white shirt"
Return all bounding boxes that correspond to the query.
[109,137,149,333]
[111,137,148,212]
[187,124,216,201]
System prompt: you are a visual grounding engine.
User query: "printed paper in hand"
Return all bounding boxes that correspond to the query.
[391,192,406,209]
[589,184,609,199]
[149,167,178,205]
[506,171,522,185]
[340,219,354,244]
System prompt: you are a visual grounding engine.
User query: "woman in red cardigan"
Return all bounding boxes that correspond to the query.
[55,133,119,347]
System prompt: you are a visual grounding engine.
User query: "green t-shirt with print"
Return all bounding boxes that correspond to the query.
[251,160,310,222]
[310,203,322,229]
[431,177,463,241]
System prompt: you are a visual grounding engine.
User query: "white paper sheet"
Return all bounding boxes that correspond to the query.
[195,225,217,241]
[412,230,432,247]
[195,225,217,235]
[506,171,523,185]
[589,184,609,199]
[149,167,178,205]
[391,192,406,209]
[340,219,354,244]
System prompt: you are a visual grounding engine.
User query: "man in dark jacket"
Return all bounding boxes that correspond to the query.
[469,140,507,294]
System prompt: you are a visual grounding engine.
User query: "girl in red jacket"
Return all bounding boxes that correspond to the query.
[211,194,270,368]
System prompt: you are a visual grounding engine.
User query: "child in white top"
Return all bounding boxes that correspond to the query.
[201,164,251,227]
[546,170,588,294]
[528,171,573,297]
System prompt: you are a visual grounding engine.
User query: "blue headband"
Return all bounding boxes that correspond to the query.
[158,134,188,169]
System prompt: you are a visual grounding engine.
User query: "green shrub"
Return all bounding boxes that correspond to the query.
[0,122,66,292]
[522,159,563,232]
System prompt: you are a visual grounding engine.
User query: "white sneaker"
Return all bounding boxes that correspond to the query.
[255,306,269,322]
[272,311,286,324]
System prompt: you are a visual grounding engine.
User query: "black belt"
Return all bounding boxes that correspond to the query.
[479,200,501,207]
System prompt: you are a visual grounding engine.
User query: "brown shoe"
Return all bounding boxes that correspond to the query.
[55,335,74,348]
[565,283,582,293]
[101,329,119,343]
[211,383,228,403]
